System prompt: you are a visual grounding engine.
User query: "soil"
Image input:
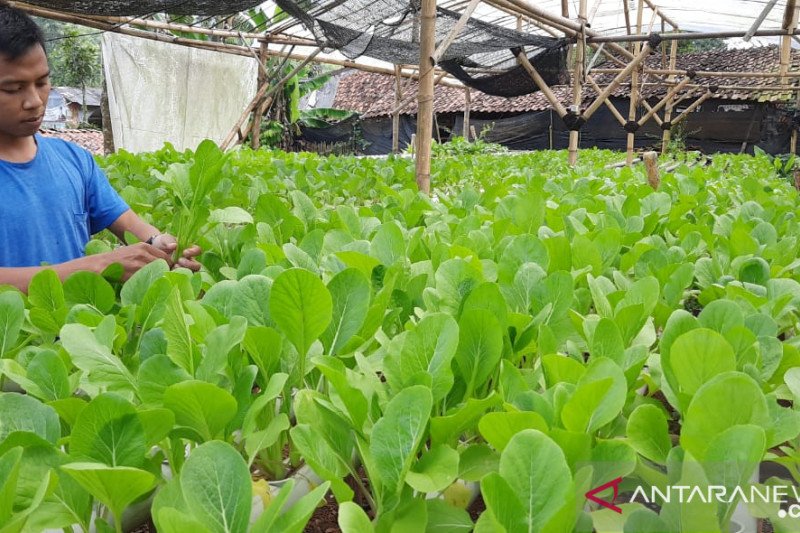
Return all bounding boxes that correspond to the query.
[304,465,373,532]
[129,518,155,533]
[651,390,681,437]
[467,493,486,522]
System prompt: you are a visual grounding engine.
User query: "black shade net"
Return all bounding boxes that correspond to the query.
[16,0,264,16]
[275,0,570,96]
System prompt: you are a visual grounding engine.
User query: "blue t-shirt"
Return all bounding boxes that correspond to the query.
[0,135,129,267]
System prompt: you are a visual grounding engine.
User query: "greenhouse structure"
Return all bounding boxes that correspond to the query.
[3,0,800,532]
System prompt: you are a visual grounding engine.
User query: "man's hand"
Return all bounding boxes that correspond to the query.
[105,242,175,280]
[150,234,202,272]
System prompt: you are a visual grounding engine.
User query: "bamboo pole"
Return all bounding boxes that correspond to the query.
[589,28,800,43]
[639,99,663,126]
[623,0,632,51]
[561,0,569,17]
[250,42,269,150]
[661,34,679,154]
[671,91,713,126]
[642,0,679,28]
[432,0,482,63]
[569,0,587,166]
[637,76,692,126]
[222,49,321,150]
[627,0,645,165]
[586,76,626,125]
[780,0,799,85]
[463,87,472,139]
[516,51,569,118]
[393,65,402,153]
[416,0,436,195]
[391,71,448,115]
[590,68,800,79]
[582,43,652,120]
[744,0,780,41]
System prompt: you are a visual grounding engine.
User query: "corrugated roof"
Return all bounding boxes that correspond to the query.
[40,129,105,155]
[53,87,103,107]
[333,45,800,117]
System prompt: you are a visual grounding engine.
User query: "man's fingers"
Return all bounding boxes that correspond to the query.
[182,245,202,258]
[177,257,202,271]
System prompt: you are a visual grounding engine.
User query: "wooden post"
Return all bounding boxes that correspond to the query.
[780,0,799,85]
[415,0,436,195]
[251,41,269,150]
[622,0,632,51]
[393,65,402,153]
[561,0,569,17]
[463,87,472,140]
[792,130,798,154]
[627,0,644,165]
[643,151,659,189]
[569,0,587,166]
[661,35,679,153]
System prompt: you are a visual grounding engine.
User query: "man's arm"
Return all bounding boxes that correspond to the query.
[0,243,174,293]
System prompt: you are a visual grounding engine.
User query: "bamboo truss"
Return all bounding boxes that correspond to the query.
[17,0,800,179]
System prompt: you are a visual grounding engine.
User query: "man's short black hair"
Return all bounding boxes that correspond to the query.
[0,4,46,61]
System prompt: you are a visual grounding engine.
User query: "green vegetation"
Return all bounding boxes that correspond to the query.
[1,146,800,531]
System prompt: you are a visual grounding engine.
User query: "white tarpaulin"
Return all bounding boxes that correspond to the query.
[102,33,258,153]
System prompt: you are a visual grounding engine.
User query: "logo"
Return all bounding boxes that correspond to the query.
[585,476,623,514]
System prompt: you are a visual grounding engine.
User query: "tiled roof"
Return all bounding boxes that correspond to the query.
[40,129,105,155]
[333,46,800,117]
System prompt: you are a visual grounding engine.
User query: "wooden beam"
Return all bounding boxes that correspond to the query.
[393,65,402,153]
[623,0,632,37]
[561,0,569,17]
[627,0,644,165]
[744,0,779,41]
[642,0,679,29]
[637,76,692,126]
[661,33,679,153]
[591,68,800,78]
[589,28,800,43]
[250,41,269,150]
[432,0,482,63]
[463,87,472,139]
[586,76,627,126]
[221,49,321,150]
[415,0,436,195]
[515,50,569,118]
[671,91,713,126]
[781,0,799,85]
[639,99,663,126]
[569,0,587,166]
[582,42,652,120]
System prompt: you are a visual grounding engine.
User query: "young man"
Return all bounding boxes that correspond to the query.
[0,5,201,292]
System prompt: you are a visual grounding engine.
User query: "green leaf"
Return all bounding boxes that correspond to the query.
[269,268,332,368]
[25,349,71,401]
[591,318,625,366]
[180,441,252,533]
[60,463,156,525]
[338,501,374,533]
[458,444,500,482]
[384,313,459,403]
[27,269,65,311]
[0,292,24,357]
[264,480,331,533]
[0,393,60,444]
[197,316,248,382]
[478,411,549,452]
[626,404,671,464]
[561,358,626,434]
[70,393,147,468]
[666,328,736,401]
[321,268,371,355]
[289,423,353,502]
[59,323,137,393]
[430,393,502,446]
[425,499,473,533]
[121,260,170,306]
[0,447,23,524]
[245,413,290,465]
[623,508,669,533]
[370,385,433,508]
[209,207,254,225]
[680,372,770,461]
[162,288,197,375]
[371,221,405,266]
[164,380,237,442]
[63,271,116,314]
[136,354,192,407]
[406,444,459,493]
[697,299,744,334]
[455,309,503,398]
[138,408,176,447]
[502,430,575,531]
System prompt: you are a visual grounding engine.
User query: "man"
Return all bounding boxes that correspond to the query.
[0,5,201,292]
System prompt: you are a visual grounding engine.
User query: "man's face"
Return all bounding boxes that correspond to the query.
[0,44,50,139]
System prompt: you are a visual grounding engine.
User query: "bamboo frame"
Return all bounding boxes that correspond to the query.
[463,87,472,139]
[637,76,692,126]
[591,68,800,79]
[568,0,587,166]
[250,42,269,150]
[661,33,679,153]
[582,43,652,120]
[639,99,663,126]
[670,91,713,126]
[432,0,482,63]
[589,28,800,43]
[627,0,645,165]
[393,65,403,153]
[516,51,569,118]
[415,0,436,195]
[780,0,799,85]
[586,76,626,126]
